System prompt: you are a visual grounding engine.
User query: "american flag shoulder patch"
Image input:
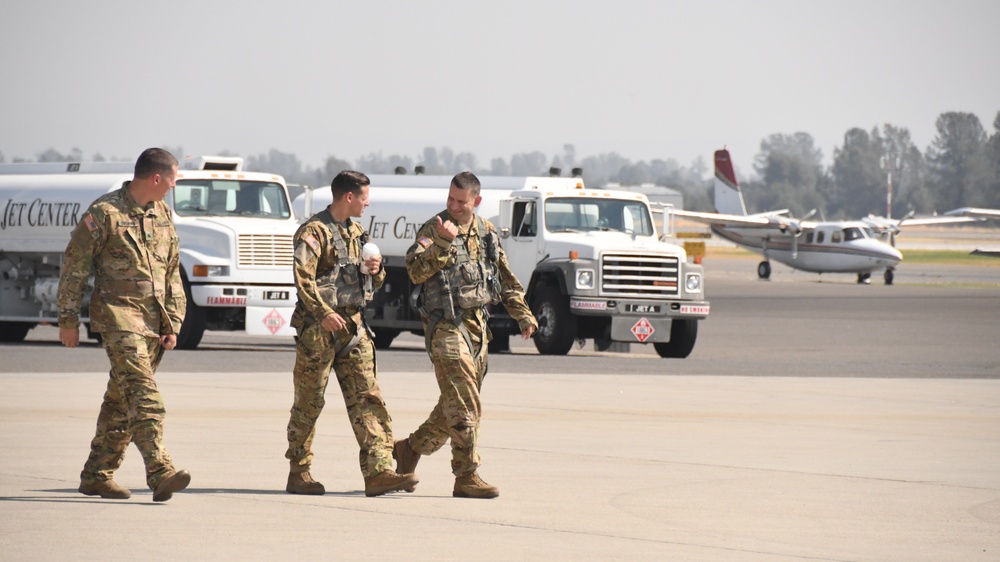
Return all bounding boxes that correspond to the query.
[417,235,432,248]
[304,234,321,253]
[83,214,98,232]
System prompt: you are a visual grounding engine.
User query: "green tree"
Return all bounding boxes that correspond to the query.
[877,125,931,215]
[578,152,630,187]
[245,149,304,183]
[986,111,1000,207]
[510,151,548,176]
[832,127,885,219]
[749,133,825,217]
[926,112,990,210]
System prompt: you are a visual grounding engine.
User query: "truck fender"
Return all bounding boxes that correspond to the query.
[526,264,569,302]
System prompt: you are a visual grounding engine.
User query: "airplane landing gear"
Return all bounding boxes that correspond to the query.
[857,272,871,284]
[884,268,894,285]
[757,261,771,280]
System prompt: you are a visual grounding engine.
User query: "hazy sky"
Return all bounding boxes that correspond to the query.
[2,0,998,177]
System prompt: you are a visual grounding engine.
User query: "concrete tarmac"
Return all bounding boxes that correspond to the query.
[1,369,998,561]
[2,253,999,561]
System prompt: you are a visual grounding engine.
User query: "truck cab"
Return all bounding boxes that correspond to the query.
[494,187,709,357]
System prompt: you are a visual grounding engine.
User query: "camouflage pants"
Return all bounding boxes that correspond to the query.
[81,332,175,490]
[408,320,488,476]
[285,316,394,479]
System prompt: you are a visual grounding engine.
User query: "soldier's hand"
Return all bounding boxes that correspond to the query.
[364,254,381,275]
[435,215,458,242]
[161,334,177,350]
[59,326,80,348]
[321,312,346,333]
[521,324,536,339]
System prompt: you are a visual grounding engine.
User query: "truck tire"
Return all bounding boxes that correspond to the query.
[653,319,698,358]
[372,328,399,350]
[0,321,33,342]
[532,287,577,356]
[176,278,206,350]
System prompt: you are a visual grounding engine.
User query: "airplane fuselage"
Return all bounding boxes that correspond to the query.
[712,223,903,274]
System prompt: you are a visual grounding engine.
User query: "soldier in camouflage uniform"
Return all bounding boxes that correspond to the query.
[395,171,537,499]
[58,148,191,502]
[285,170,417,497]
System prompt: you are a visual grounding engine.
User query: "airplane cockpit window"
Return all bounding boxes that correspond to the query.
[862,226,876,239]
[805,232,814,244]
[831,231,842,243]
[843,227,865,241]
[816,231,825,244]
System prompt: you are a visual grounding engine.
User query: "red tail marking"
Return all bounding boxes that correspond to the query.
[714,149,739,190]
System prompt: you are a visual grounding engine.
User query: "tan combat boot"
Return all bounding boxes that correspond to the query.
[79,479,131,500]
[153,469,191,502]
[286,471,326,495]
[364,469,418,497]
[392,439,420,493]
[453,471,499,499]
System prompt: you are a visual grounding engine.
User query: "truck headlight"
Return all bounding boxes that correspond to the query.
[192,265,230,277]
[685,273,702,292]
[576,269,595,289]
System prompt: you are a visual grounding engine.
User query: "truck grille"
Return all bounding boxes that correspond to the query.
[601,253,680,297]
[237,234,294,267]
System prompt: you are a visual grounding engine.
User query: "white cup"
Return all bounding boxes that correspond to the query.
[360,242,380,274]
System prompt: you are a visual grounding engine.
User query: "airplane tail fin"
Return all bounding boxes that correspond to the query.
[714,149,748,216]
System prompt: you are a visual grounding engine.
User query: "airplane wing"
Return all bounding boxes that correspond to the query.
[944,207,1000,219]
[863,213,981,233]
[672,209,773,228]
[673,209,815,233]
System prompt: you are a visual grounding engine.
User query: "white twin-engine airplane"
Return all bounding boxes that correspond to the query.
[673,149,980,284]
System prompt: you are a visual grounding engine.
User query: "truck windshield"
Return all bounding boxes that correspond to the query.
[172,180,291,218]
[544,197,654,236]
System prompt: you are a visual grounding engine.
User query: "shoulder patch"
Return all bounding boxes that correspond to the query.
[83,214,101,239]
[304,234,321,253]
[417,235,432,248]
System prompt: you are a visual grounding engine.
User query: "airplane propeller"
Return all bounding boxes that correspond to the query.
[888,210,915,247]
[788,209,815,259]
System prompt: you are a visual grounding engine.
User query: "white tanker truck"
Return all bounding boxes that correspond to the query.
[295,173,710,358]
[0,156,298,348]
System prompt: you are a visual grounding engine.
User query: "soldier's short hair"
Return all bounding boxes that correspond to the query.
[451,171,481,197]
[331,170,370,200]
[134,148,178,179]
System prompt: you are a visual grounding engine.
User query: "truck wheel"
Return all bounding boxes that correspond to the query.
[0,321,33,342]
[372,328,399,350]
[653,319,698,358]
[532,287,577,355]
[176,278,206,350]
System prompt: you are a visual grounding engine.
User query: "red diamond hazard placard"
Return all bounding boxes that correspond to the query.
[630,317,654,343]
[262,308,287,335]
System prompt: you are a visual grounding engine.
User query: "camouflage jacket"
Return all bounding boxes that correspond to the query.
[57,183,185,336]
[292,209,385,328]
[405,212,536,333]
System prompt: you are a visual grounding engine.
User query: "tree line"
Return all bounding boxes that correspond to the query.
[4,110,998,220]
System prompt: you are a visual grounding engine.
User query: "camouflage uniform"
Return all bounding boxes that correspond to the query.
[405,211,537,476]
[57,183,186,490]
[286,209,395,478]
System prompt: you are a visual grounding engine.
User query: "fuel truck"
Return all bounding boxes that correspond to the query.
[295,172,710,358]
[0,156,298,348]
